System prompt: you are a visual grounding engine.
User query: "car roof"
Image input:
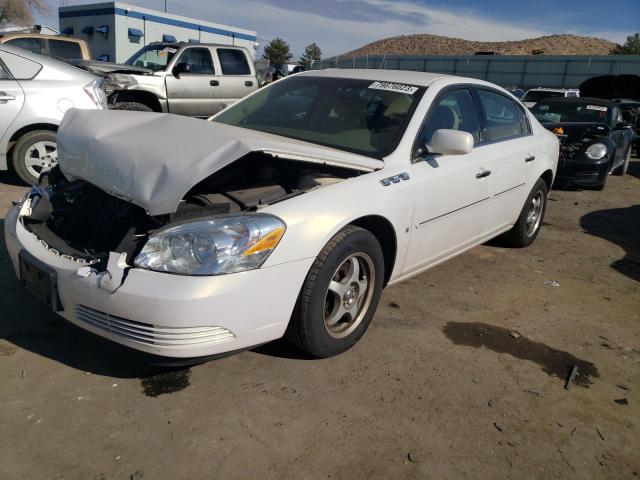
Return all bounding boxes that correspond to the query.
[298,68,462,87]
[537,96,615,106]
[0,42,95,78]
[0,32,84,43]
[147,42,248,50]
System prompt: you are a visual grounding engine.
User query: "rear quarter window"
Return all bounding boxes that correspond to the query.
[0,50,42,79]
[49,39,83,60]
[217,49,251,75]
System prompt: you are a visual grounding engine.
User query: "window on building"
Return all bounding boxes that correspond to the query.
[48,40,83,60]
[4,37,44,55]
[217,49,250,75]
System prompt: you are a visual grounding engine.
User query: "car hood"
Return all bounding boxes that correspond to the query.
[540,122,611,144]
[579,75,640,101]
[57,109,383,216]
[72,60,153,75]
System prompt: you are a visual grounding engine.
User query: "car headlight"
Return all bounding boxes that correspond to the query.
[584,143,607,160]
[134,214,286,275]
[83,78,108,109]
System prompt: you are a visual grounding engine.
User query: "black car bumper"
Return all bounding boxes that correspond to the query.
[554,156,609,188]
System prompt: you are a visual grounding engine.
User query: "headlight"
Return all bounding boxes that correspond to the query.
[134,214,286,275]
[83,78,108,109]
[584,143,607,160]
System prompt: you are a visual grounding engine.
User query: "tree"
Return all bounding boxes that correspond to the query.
[300,43,322,67]
[0,0,49,26]
[531,49,545,55]
[610,33,640,55]
[263,38,292,67]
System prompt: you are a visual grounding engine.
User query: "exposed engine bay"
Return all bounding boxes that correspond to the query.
[20,153,358,269]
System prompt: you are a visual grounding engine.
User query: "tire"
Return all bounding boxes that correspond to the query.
[500,178,548,248]
[612,148,631,176]
[286,225,385,358]
[112,101,153,112]
[11,130,58,184]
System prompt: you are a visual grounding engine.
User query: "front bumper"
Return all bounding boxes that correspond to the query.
[554,154,609,188]
[4,204,314,358]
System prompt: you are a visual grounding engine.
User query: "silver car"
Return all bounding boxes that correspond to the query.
[0,44,106,184]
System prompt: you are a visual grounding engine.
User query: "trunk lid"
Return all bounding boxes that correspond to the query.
[57,109,383,216]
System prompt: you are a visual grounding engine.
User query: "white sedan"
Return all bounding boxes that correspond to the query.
[4,69,558,360]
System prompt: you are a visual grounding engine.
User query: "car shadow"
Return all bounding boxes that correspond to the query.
[0,218,169,378]
[580,205,640,282]
[0,170,26,187]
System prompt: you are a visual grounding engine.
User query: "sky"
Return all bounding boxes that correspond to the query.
[33,0,639,58]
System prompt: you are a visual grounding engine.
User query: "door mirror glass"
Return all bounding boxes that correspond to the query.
[172,62,190,76]
[427,129,474,155]
[615,121,632,130]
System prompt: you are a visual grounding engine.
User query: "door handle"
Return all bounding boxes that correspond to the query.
[0,93,16,102]
[245,81,253,87]
[210,80,219,86]
[476,169,491,179]
[525,155,536,162]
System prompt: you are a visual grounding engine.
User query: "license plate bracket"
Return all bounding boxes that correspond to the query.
[19,250,60,311]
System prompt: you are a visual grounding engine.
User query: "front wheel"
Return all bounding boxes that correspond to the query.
[500,178,548,248]
[11,130,58,184]
[286,225,384,358]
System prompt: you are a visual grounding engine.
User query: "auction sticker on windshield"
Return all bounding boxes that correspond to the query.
[586,105,608,111]
[369,81,418,95]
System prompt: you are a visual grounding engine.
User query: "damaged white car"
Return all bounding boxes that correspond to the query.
[4,70,558,360]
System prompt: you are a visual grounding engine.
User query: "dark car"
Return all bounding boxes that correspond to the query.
[615,99,640,156]
[531,97,634,190]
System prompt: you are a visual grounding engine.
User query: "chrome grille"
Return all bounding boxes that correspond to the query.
[75,305,235,348]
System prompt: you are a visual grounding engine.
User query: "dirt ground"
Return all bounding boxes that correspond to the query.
[1,160,639,480]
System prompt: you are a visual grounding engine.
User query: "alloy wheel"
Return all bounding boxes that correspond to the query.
[324,253,375,339]
[24,140,58,179]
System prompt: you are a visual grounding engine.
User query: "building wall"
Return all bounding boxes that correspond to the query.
[59,2,257,63]
[315,55,640,89]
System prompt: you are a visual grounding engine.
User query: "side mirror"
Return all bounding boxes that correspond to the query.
[427,129,474,156]
[615,121,632,130]
[172,62,190,77]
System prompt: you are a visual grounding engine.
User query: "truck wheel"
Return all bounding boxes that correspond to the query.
[500,178,548,248]
[112,101,153,112]
[11,130,58,184]
[286,225,384,358]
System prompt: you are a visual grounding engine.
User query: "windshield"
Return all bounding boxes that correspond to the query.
[522,90,565,103]
[532,102,611,123]
[125,45,178,71]
[214,76,425,159]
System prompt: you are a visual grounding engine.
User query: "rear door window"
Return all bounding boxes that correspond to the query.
[217,49,251,75]
[4,37,44,55]
[176,48,214,74]
[48,39,83,60]
[0,62,11,79]
[477,89,525,142]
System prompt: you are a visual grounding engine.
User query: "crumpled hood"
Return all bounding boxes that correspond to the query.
[541,122,611,145]
[57,109,382,216]
[73,59,153,75]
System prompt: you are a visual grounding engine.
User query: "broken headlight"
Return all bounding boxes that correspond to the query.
[134,214,285,275]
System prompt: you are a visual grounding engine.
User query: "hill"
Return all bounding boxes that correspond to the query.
[341,34,617,57]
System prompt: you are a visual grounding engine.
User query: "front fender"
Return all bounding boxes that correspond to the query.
[260,170,414,283]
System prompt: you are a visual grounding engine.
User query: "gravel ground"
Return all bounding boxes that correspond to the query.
[1,161,639,480]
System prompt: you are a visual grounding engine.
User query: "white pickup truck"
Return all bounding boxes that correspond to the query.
[78,42,259,117]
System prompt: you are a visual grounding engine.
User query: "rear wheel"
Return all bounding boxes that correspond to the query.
[11,130,58,184]
[286,225,384,358]
[112,101,153,112]
[500,178,548,248]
